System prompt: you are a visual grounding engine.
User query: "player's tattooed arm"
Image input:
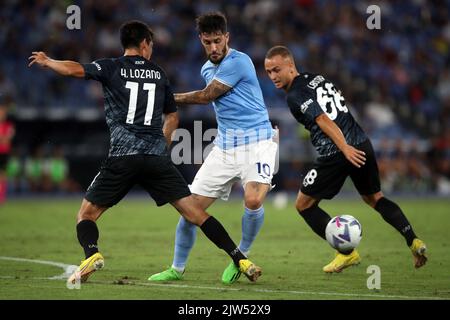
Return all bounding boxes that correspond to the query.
[163,111,179,146]
[315,114,366,168]
[174,80,231,105]
[28,51,85,78]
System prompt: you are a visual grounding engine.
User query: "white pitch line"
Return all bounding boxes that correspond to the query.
[91,279,448,300]
[0,256,78,280]
[0,256,448,300]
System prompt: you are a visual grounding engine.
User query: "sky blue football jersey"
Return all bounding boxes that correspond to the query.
[201,49,274,149]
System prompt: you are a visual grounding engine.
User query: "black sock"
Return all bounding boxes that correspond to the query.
[200,216,246,266]
[76,220,99,259]
[374,197,417,246]
[298,205,332,240]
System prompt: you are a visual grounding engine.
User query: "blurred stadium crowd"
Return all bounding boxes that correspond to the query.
[0,0,449,197]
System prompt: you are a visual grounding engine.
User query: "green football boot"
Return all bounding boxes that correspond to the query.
[148,267,184,281]
[221,261,242,284]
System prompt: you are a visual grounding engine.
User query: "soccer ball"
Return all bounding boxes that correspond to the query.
[325,215,362,252]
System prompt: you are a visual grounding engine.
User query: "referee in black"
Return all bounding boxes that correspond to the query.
[264,45,427,273]
[29,20,261,284]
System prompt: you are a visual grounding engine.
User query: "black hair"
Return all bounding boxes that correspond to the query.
[120,20,154,49]
[196,12,227,34]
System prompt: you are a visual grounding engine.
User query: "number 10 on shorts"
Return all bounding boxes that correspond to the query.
[257,162,271,178]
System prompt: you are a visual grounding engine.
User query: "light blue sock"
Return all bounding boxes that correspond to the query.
[172,216,197,271]
[239,206,265,255]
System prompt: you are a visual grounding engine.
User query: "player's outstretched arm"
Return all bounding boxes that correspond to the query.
[163,111,179,146]
[315,113,366,168]
[174,79,231,105]
[28,51,85,78]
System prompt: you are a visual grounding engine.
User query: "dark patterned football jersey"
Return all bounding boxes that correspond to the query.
[82,56,177,157]
[286,72,367,158]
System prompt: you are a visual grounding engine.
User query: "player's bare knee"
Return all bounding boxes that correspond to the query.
[77,209,97,223]
[362,197,377,208]
[244,195,263,210]
[173,197,208,226]
[295,201,310,214]
[191,203,210,225]
[182,209,207,226]
[295,196,316,214]
[362,192,383,208]
[194,211,210,226]
[77,199,105,223]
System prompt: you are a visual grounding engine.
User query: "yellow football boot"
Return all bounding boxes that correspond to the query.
[67,252,104,285]
[238,259,262,282]
[323,250,361,273]
[410,238,427,268]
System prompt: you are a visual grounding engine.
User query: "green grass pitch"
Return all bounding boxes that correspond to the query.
[0,197,449,300]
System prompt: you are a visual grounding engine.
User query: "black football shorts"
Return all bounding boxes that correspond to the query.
[85,154,191,207]
[300,139,381,199]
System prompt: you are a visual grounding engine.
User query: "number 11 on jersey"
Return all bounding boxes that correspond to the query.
[125,81,156,126]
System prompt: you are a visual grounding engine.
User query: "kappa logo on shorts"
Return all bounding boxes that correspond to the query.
[303,169,318,187]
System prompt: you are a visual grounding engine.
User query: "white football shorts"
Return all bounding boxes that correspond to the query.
[190,137,278,200]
